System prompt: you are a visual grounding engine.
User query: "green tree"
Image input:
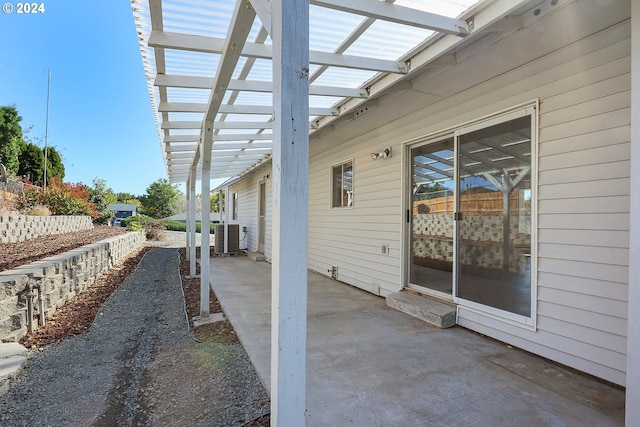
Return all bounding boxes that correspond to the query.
[116,192,136,203]
[17,142,44,184]
[43,146,65,183]
[140,178,181,218]
[0,106,24,175]
[89,178,117,224]
[210,191,224,212]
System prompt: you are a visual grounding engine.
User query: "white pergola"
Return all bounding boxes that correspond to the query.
[131,0,640,425]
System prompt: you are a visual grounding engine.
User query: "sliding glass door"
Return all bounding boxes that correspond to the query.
[456,114,533,317]
[408,107,534,321]
[410,138,455,296]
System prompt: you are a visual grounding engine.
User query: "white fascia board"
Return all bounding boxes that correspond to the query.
[149,31,407,73]
[311,0,469,36]
[312,0,533,131]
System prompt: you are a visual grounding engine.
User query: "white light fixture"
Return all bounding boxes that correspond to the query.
[371,147,392,161]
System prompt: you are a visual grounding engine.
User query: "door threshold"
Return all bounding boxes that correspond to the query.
[406,285,454,305]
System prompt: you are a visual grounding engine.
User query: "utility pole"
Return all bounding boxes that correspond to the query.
[43,69,51,194]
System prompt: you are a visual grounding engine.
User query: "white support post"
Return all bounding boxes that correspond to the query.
[627,2,640,424]
[224,185,230,254]
[186,175,191,261]
[200,124,213,320]
[188,168,197,276]
[270,0,309,425]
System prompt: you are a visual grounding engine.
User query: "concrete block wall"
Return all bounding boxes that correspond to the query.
[0,231,145,342]
[0,215,94,244]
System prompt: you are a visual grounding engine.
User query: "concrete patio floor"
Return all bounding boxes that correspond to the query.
[209,256,625,427]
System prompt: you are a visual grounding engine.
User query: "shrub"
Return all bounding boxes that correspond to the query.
[161,220,217,233]
[163,219,186,232]
[146,227,166,240]
[121,215,143,231]
[21,204,51,216]
[16,177,94,217]
[120,215,166,238]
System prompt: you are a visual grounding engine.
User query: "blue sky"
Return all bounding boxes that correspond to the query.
[0,1,170,196]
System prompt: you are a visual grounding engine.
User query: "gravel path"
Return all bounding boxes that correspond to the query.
[0,247,268,426]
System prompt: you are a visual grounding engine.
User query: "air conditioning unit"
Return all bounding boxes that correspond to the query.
[214,224,240,254]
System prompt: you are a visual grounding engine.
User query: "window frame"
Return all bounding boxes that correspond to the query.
[330,159,354,209]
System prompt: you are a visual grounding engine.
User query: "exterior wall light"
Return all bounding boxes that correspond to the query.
[371,147,392,160]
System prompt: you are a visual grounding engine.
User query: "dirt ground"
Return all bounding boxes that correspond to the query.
[3,228,270,426]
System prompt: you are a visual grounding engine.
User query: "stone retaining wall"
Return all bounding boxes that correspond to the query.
[0,215,94,244]
[0,231,145,342]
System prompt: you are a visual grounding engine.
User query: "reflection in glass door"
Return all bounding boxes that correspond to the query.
[410,138,455,295]
[456,115,532,317]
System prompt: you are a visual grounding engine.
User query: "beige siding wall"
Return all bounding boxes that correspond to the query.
[230,163,273,260]
[308,1,630,385]
[309,138,403,295]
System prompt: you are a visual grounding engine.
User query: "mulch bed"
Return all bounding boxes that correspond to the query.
[0,226,129,272]
[178,248,238,343]
[179,249,270,426]
[20,246,152,348]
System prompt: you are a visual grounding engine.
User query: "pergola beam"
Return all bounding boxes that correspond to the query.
[162,120,275,130]
[167,134,272,143]
[310,0,470,36]
[156,74,368,98]
[195,0,256,322]
[212,142,272,150]
[164,134,200,142]
[159,102,338,116]
[149,30,408,73]
[165,144,197,152]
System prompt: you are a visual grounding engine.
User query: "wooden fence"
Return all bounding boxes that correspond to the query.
[413,191,526,216]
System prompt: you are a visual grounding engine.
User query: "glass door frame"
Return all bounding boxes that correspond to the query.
[403,103,538,327]
[406,133,456,302]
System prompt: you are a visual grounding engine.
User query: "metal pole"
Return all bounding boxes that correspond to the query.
[43,69,51,194]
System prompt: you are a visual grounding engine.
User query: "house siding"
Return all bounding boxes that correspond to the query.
[229,163,273,261]
[307,1,630,385]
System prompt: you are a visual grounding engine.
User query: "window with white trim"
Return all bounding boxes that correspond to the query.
[331,161,353,208]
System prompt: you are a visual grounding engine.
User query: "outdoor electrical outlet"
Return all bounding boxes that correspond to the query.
[381,244,389,255]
